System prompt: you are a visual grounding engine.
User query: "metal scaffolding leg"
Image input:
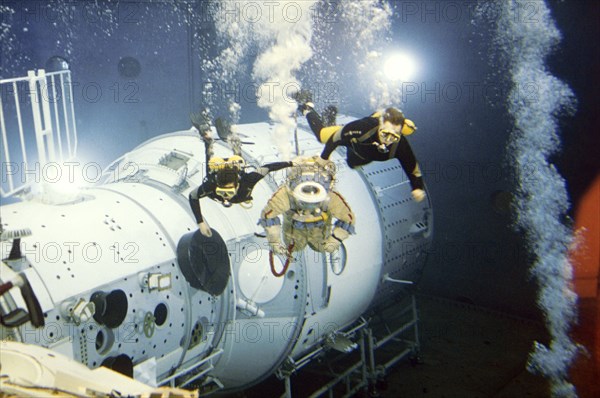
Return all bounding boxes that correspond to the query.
[277,295,420,398]
[412,294,420,350]
[359,329,368,397]
[283,375,292,398]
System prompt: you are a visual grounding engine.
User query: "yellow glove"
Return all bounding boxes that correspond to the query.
[411,189,426,203]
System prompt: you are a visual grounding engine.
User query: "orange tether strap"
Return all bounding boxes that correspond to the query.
[269,243,295,277]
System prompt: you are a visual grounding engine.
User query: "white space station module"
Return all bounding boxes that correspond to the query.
[0,70,432,395]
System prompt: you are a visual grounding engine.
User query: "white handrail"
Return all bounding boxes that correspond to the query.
[0,94,13,193]
[50,74,64,160]
[0,69,78,198]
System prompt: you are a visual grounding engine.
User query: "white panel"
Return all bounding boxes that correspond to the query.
[238,249,284,304]
[1,188,175,303]
[212,317,299,386]
[22,267,54,312]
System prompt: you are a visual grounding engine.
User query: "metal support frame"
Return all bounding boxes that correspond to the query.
[278,295,420,398]
[0,69,78,197]
[161,348,224,388]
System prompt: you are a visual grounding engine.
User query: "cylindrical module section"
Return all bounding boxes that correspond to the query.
[0,125,433,391]
[0,179,231,383]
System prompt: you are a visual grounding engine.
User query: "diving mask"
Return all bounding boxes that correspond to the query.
[378,121,402,146]
[213,160,241,204]
[216,185,238,201]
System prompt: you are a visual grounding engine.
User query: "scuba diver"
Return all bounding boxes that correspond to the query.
[258,156,355,258]
[188,112,293,237]
[294,90,426,202]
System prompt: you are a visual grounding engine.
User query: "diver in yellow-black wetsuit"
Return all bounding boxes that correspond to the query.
[294,90,426,202]
[188,112,293,237]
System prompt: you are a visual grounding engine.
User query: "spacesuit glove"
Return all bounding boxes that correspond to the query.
[411,189,426,203]
[269,242,288,256]
[322,236,341,253]
[291,156,307,167]
[264,224,282,243]
[331,227,350,241]
[198,221,212,237]
[313,156,330,167]
[264,224,286,254]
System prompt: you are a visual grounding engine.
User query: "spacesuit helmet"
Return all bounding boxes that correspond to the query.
[292,181,328,210]
[288,157,335,210]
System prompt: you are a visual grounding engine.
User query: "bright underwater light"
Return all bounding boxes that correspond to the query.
[383,52,418,82]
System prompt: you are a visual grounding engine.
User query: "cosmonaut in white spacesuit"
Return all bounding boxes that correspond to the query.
[258,157,355,257]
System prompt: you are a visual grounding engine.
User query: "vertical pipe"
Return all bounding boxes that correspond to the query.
[345,375,350,394]
[39,70,55,162]
[0,93,14,193]
[60,72,72,158]
[412,295,420,349]
[367,328,376,376]
[284,375,292,398]
[28,70,47,165]
[366,328,377,398]
[13,81,28,167]
[60,72,71,156]
[67,71,78,156]
[50,74,64,161]
[359,329,368,395]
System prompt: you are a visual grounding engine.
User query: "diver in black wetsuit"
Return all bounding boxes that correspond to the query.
[188,113,293,236]
[295,93,425,202]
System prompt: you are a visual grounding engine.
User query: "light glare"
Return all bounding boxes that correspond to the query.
[383,53,418,82]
